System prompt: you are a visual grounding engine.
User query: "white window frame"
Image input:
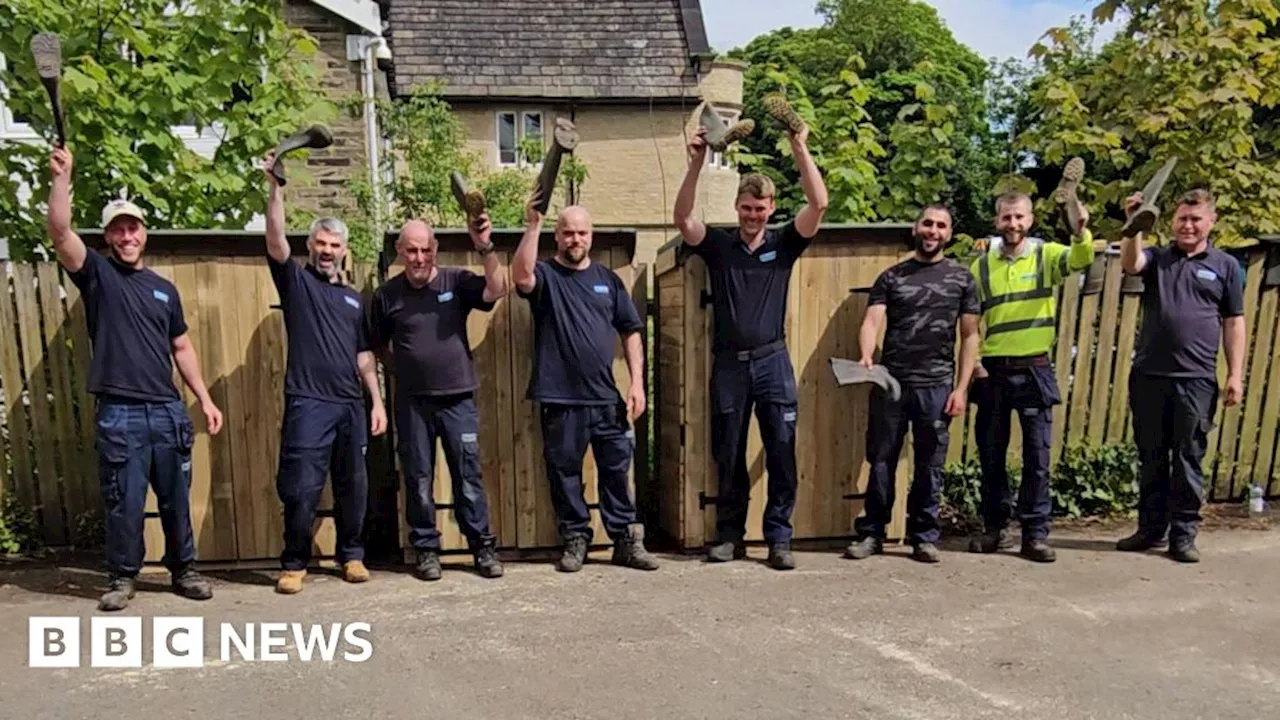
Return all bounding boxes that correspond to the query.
[707,109,737,170]
[496,109,544,168]
[0,54,37,140]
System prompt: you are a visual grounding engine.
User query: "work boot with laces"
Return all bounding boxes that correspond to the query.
[612,525,660,571]
[98,576,136,612]
[172,567,213,600]
[474,544,504,579]
[557,535,589,573]
[415,550,442,581]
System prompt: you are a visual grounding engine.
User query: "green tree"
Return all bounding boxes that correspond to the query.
[0,0,332,260]
[343,84,589,262]
[1018,0,1280,245]
[729,0,997,233]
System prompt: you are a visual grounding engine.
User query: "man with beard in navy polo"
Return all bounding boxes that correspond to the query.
[673,119,829,570]
[261,153,387,594]
[513,204,659,573]
[46,146,223,611]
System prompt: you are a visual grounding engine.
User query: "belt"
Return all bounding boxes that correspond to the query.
[982,354,1050,369]
[719,339,787,362]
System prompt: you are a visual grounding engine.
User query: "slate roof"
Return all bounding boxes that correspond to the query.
[387,0,710,100]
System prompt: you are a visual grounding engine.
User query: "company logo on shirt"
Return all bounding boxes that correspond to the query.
[592,285,609,294]
[152,289,169,303]
[759,250,778,263]
[437,291,454,302]
[1195,269,1218,282]
[344,296,360,309]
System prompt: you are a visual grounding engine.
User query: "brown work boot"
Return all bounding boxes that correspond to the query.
[762,93,807,135]
[276,569,307,594]
[612,524,660,571]
[1053,156,1086,235]
[342,560,370,583]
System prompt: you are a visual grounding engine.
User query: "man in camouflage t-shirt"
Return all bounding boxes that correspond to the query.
[847,205,981,563]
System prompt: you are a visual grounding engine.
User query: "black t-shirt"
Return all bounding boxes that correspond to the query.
[269,256,369,401]
[868,258,979,387]
[67,251,185,402]
[367,267,495,396]
[517,259,643,405]
[1132,245,1244,378]
[685,221,813,353]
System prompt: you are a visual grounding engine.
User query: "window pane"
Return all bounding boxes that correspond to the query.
[498,112,516,164]
[523,112,541,140]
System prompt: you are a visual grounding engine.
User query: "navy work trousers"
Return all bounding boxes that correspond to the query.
[397,392,495,551]
[94,396,197,578]
[856,384,952,544]
[539,402,638,542]
[1129,373,1217,544]
[973,361,1061,540]
[276,395,368,570]
[709,344,799,545]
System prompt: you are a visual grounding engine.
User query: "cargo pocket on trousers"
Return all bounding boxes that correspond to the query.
[95,413,131,508]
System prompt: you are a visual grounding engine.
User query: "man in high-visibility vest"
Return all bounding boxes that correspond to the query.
[969,190,1094,562]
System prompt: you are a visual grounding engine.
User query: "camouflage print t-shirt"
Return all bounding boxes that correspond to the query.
[867,258,980,388]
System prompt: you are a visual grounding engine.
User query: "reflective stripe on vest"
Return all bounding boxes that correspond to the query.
[976,241,1060,356]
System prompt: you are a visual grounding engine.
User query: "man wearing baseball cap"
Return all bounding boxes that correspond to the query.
[46,146,224,611]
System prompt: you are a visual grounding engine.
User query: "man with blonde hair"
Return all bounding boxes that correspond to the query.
[674,106,829,570]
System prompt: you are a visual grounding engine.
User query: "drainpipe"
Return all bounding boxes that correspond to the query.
[349,33,389,251]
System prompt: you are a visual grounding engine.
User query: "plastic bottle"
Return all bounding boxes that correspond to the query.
[1247,483,1266,518]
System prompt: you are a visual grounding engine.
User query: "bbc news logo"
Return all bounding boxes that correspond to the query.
[28,617,373,668]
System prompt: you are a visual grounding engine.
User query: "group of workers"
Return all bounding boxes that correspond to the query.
[43,104,1243,612]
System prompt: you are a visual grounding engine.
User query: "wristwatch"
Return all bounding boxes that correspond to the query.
[476,241,495,256]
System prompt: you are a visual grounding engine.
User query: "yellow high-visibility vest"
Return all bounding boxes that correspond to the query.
[971,231,1094,358]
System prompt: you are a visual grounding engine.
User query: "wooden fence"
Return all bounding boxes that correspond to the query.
[2,229,1278,558]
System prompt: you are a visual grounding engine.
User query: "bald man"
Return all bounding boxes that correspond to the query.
[367,217,507,580]
[512,204,658,573]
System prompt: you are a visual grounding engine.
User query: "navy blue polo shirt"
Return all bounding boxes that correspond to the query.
[1131,244,1244,378]
[67,251,186,402]
[685,221,813,354]
[269,256,369,401]
[367,267,494,397]
[517,259,643,405]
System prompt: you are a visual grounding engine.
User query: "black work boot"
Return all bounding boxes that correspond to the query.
[1020,538,1057,563]
[1116,530,1168,552]
[768,542,796,570]
[98,576,136,612]
[706,540,746,563]
[474,544,504,579]
[912,542,941,564]
[1168,540,1201,564]
[172,567,213,600]
[844,536,883,560]
[415,549,442,581]
[969,528,1015,553]
[557,535,589,573]
[612,525,660,571]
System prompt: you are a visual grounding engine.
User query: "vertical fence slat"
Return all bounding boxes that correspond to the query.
[1087,256,1123,441]
[1051,276,1081,462]
[1212,251,1263,500]
[1107,291,1142,445]
[0,264,33,507]
[36,262,87,535]
[1067,276,1101,444]
[1252,290,1280,498]
[12,263,66,544]
[1235,285,1278,497]
[61,270,101,522]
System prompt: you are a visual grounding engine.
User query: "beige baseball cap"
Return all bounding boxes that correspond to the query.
[101,199,146,228]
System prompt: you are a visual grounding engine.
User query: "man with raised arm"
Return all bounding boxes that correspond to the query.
[845,205,980,564]
[367,218,507,581]
[1117,188,1244,563]
[512,203,659,573]
[968,191,1094,563]
[46,146,222,611]
[673,111,828,570]
[261,153,387,594]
